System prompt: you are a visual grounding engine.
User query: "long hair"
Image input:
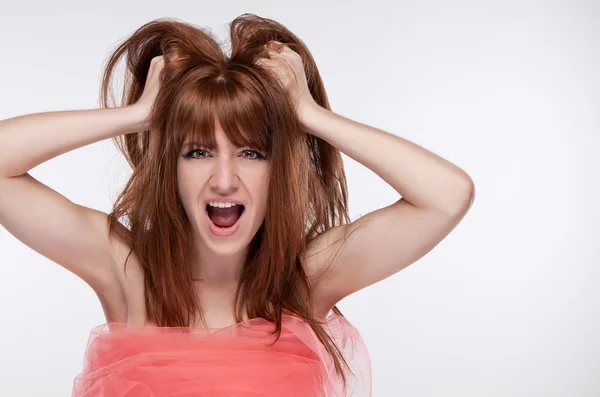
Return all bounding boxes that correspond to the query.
[100,13,353,387]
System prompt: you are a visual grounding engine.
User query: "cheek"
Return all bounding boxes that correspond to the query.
[177,173,204,208]
[258,175,270,216]
[178,162,205,190]
[257,173,270,200]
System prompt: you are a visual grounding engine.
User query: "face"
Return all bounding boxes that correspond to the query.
[177,120,270,258]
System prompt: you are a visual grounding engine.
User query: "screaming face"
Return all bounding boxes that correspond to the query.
[177,119,270,257]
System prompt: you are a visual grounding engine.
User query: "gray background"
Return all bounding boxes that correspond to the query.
[0,0,598,395]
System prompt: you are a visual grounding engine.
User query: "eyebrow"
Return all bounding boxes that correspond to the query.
[182,140,212,148]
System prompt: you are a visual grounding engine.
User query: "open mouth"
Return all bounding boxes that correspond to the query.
[206,204,245,229]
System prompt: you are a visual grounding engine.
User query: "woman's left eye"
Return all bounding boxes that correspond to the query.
[242,149,265,160]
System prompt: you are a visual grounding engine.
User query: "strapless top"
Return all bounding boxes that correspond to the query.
[71,310,371,396]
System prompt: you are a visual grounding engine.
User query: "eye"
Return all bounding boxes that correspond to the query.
[241,149,266,160]
[183,148,209,159]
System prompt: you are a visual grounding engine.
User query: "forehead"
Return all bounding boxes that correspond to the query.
[182,131,250,152]
[179,115,270,154]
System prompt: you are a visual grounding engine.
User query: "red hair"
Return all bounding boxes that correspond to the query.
[100,14,353,388]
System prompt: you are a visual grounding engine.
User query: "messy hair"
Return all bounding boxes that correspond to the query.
[100,13,353,387]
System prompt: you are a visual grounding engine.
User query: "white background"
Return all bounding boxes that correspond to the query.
[0,1,598,396]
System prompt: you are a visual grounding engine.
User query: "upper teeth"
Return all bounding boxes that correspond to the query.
[208,202,238,208]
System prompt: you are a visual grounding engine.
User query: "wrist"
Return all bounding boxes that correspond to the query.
[298,101,329,132]
[123,104,150,132]
[298,100,324,126]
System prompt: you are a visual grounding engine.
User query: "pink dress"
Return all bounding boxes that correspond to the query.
[71,310,372,396]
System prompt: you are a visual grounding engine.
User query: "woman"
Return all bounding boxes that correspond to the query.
[0,14,474,396]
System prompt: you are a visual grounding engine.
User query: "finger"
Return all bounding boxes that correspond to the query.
[266,41,285,53]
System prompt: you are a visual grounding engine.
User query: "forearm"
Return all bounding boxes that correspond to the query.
[0,105,146,178]
[299,104,474,215]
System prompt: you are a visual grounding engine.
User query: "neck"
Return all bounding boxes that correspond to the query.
[192,243,248,288]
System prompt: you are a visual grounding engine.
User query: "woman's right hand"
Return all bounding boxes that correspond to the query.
[132,55,166,129]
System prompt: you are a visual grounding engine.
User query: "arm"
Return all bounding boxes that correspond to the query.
[0,56,165,324]
[0,106,145,178]
[0,54,163,178]
[300,105,474,216]
[300,104,474,316]
[0,105,146,321]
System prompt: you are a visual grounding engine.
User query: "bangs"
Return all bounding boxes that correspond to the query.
[172,68,273,154]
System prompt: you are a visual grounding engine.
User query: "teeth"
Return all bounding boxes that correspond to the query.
[208,202,238,208]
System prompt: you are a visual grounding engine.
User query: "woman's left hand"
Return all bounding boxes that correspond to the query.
[256,41,319,117]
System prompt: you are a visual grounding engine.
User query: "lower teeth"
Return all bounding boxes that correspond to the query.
[207,207,244,230]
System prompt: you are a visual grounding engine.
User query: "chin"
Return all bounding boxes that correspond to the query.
[204,239,248,257]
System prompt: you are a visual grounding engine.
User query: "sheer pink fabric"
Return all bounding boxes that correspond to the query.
[72,311,371,396]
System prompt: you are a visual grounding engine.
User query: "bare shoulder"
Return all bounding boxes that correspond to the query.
[301,224,348,319]
[0,174,132,323]
[90,218,131,324]
[105,228,148,324]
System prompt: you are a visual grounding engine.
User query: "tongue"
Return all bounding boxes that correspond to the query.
[207,206,243,228]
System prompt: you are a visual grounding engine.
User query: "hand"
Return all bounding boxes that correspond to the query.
[256,41,318,117]
[132,55,166,128]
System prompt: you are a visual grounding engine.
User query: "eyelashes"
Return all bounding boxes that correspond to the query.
[241,149,267,160]
[183,148,267,160]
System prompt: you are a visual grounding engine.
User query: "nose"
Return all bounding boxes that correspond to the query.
[208,156,239,194]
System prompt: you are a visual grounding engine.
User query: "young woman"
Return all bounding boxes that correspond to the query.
[0,14,474,397]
